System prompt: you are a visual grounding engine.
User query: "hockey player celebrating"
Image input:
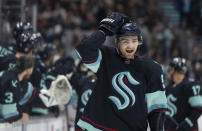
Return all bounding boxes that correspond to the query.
[75,12,167,131]
[165,57,202,131]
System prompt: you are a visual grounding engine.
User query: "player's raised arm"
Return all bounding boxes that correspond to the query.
[75,12,130,73]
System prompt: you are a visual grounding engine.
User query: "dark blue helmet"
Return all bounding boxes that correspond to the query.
[117,21,143,45]
[16,31,37,53]
[169,57,187,74]
[38,43,57,61]
[13,22,33,40]
[51,57,75,75]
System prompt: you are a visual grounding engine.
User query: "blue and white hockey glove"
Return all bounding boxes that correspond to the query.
[99,12,130,36]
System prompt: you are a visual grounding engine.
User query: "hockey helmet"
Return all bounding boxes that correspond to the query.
[169,57,187,74]
[117,21,143,45]
[34,32,43,46]
[38,43,57,61]
[16,31,36,53]
[13,22,33,40]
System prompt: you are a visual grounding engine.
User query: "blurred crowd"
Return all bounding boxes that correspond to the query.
[34,0,202,82]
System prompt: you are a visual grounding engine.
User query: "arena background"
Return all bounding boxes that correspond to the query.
[0,0,201,131]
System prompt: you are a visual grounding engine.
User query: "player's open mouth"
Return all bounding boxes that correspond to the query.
[126,50,134,53]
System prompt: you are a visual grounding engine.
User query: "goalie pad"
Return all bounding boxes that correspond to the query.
[39,75,72,107]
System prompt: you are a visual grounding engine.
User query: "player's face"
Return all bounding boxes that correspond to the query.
[118,36,138,59]
[168,67,174,80]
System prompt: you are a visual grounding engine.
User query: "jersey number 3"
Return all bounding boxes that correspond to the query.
[5,92,13,103]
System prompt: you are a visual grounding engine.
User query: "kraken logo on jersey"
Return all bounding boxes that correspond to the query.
[8,63,16,70]
[12,80,18,87]
[166,94,177,117]
[80,89,92,113]
[109,71,139,110]
[0,46,13,57]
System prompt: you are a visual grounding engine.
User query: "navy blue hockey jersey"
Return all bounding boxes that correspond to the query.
[0,71,36,122]
[0,54,17,71]
[0,41,15,57]
[72,75,96,128]
[75,31,167,131]
[165,78,202,130]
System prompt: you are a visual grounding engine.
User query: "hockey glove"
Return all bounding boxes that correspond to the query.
[99,12,130,36]
[177,121,191,131]
[39,75,72,107]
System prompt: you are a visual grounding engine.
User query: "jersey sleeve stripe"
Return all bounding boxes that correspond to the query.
[195,107,202,110]
[46,75,56,80]
[0,103,19,119]
[77,116,118,131]
[83,49,102,73]
[153,109,166,112]
[31,107,48,115]
[188,95,202,107]
[75,49,82,59]
[148,104,167,114]
[6,114,20,121]
[18,82,34,105]
[75,48,98,63]
[185,117,194,127]
[77,119,102,131]
[82,59,97,63]
[145,91,167,113]
[24,87,37,105]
